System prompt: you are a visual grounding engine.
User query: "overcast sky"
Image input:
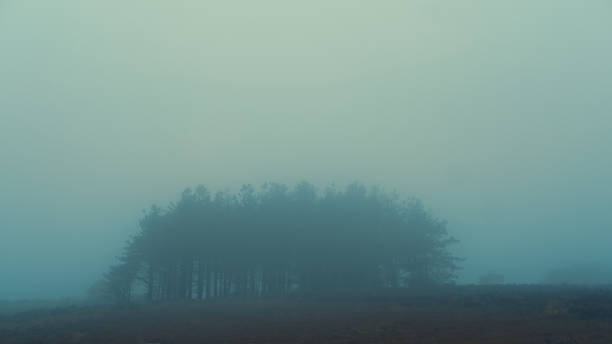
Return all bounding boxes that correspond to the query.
[1,0,611,299]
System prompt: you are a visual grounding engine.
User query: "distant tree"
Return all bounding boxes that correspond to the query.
[102,181,460,304]
[479,271,505,285]
[544,263,612,285]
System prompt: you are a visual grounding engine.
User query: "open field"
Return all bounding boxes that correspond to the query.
[2,286,612,344]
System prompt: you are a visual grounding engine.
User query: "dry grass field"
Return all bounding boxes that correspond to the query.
[2,286,612,344]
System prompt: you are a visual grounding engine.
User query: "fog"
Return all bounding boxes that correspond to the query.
[1,0,611,300]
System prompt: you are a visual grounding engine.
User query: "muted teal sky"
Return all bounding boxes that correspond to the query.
[1,0,611,299]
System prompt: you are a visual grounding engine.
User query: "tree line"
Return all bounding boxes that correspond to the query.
[103,182,459,304]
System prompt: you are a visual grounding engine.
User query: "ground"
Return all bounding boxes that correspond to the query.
[2,286,612,343]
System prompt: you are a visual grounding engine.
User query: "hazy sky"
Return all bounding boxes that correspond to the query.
[1,0,611,299]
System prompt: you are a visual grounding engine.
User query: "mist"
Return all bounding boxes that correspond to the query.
[1,0,611,301]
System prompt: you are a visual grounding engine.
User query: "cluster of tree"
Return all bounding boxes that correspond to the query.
[103,182,459,304]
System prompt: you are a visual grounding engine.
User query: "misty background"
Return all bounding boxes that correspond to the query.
[1,0,611,300]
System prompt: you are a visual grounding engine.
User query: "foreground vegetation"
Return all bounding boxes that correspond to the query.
[3,285,612,344]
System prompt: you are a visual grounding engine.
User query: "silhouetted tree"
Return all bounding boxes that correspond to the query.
[103,181,459,304]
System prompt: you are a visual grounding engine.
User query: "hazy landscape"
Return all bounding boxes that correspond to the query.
[1,0,611,342]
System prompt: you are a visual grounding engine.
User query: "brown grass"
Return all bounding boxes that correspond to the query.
[2,287,612,343]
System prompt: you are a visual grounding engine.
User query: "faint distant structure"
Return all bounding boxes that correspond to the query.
[544,263,612,285]
[479,271,505,285]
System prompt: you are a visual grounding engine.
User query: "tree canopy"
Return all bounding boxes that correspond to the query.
[104,182,459,304]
